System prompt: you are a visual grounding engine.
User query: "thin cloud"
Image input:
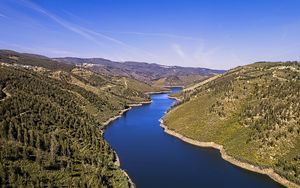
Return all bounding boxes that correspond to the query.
[62,10,93,25]
[60,11,160,59]
[104,31,202,41]
[19,0,96,41]
[0,12,8,19]
[17,0,159,61]
[83,28,159,59]
[0,41,77,57]
[172,43,185,58]
[194,46,218,62]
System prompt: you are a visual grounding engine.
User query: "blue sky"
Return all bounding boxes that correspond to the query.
[0,0,300,69]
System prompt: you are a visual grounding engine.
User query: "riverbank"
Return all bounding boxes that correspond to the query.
[164,85,184,88]
[102,100,152,127]
[159,119,299,188]
[113,151,135,188]
[145,90,171,95]
[101,88,167,127]
[167,95,181,101]
[102,99,153,188]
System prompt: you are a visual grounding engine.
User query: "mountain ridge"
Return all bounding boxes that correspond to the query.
[54,56,224,86]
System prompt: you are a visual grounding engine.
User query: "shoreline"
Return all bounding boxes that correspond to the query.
[102,99,153,188]
[102,100,152,128]
[159,119,299,188]
[128,100,152,107]
[101,90,174,188]
[167,95,181,101]
[163,91,299,187]
[163,85,184,88]
[145,90,171,95]
[113,150,135,188]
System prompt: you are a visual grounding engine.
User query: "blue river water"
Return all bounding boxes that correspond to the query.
[104,87,283,188]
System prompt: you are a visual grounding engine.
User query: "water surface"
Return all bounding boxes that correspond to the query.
[104,88,283,188]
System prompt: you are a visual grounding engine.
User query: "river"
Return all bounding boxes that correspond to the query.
[104,87,283,188]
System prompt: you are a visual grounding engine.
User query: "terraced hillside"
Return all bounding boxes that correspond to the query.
[163,62,300,186]
[0,50,163,187]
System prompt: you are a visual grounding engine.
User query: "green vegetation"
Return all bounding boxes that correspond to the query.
[153,75,208,87]
[0,51,163,187]
[164,62,300,185]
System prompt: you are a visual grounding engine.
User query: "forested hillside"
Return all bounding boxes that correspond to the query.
[0,51,163,187]
[163,62,300,185]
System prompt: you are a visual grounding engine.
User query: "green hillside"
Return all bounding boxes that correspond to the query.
[153,75,209,87]
[0,52,163,187]
[163,62,300,185]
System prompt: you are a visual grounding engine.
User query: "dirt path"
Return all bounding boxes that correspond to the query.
[272,71,287,81]
[184,74,222,92]
[123,77,128,89]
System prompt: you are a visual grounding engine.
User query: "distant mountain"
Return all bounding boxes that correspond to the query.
[54,57,224,86]
[0,50,74,71]
[0,50,224,86]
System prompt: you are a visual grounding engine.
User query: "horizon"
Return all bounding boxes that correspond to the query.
[2,48,300,71]
[0,0,300,69]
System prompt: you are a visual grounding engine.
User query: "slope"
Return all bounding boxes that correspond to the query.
[163,62,300,186]
[0,50,164,187]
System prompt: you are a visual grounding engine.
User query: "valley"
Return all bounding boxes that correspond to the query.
[0,50,299,187]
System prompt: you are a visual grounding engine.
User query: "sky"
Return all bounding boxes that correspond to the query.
[0,0,300,69]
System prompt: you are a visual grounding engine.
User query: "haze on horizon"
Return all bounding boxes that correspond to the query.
[0,0,299,69]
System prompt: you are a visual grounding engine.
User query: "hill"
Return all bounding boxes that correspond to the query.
[0,50,165,187]
[0,50,74,71]
[163,62,300,186]
[54,57,224,86]
[153,75,208,87]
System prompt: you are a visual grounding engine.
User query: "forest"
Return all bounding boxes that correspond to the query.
[0,51,160,187]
